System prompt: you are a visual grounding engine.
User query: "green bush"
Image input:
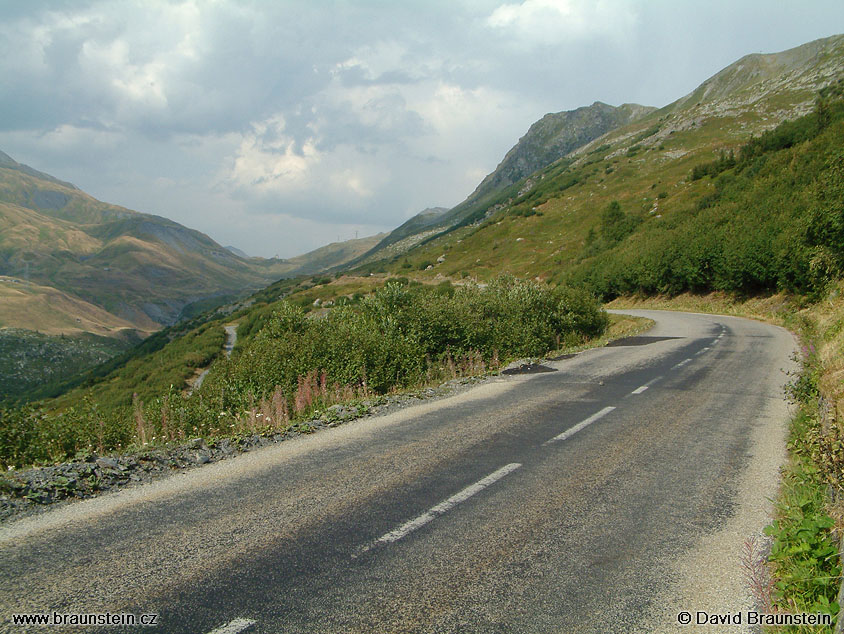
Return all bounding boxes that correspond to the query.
[572,93,844,300]
[190,279,601,432]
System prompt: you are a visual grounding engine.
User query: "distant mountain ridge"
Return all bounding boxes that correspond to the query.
[352,103,655,265]
[467,102,655,203]
[277,232,388,275]
[0,150,77,191]
[225,245,250,258]
[671,34,844,112]
[0,153,382,335]
[353,207,449,262]
[350,35,844,268]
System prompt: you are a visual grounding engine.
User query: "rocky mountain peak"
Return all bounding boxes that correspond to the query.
[467,101,656,203]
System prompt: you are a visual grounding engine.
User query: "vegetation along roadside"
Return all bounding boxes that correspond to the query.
[611,286,844,631]
[0,285,651,522]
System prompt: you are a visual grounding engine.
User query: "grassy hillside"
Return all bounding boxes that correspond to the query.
[0,158,277,329]
[0,276,142,336]
[466,101,654,204]
[0,330,134,405]
[567,87,844,300]
[350,35,844,283]
[353,103,655,265]
[0,150,395,400]
[31,273,424,415]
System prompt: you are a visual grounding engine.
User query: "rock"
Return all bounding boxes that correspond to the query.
[95,457,119,470]
[75,451,97,463]
[325,404,357,421]
[118,456,139,470]
[187,438,207,451]
[194,452,211,465]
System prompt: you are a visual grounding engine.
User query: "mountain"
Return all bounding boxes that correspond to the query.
[225,245,250,258]
[0,153,286,331]
[354,36,844,269]
[352,208,449,261]
[0,150,77,191]
[467,102,655,203]
[0,153,384,333]
[12,33,844,450]
[0,152,389,399]
[354,103,654,265]
[669,35,844,113]
[572,34,844,160]
[277,233,387,275]
[349,34,844,278]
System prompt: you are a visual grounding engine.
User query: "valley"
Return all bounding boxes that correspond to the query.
[2,31,844,631]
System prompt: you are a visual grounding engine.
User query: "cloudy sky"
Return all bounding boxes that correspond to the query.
[2,1,843,257]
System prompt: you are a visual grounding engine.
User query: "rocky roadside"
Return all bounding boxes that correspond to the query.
[0,373,498,524]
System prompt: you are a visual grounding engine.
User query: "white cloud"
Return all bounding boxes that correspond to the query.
[2,0,842,258]
[37,124,123,151]
[486,0,638,44]
[231,115,319,192]
[227,112,385,222]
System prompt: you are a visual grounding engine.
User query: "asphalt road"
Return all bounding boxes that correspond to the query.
[0,310,797,633]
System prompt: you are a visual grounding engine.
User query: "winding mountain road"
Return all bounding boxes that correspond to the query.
[0,310,796,633]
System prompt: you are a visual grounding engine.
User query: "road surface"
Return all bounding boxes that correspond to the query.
[0,310,796,633]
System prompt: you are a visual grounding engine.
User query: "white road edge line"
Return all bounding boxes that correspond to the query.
[206,618,256,634]
[360,463,522,554]
[544,406,616,445]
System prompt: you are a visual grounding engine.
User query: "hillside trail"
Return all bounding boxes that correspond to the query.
[189,324,237,394]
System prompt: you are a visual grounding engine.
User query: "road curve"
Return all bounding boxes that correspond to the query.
[0,310,797,633]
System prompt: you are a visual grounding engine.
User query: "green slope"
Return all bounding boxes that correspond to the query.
[7,33,844,437]
[364,34,844,286]
[354,103,655,264]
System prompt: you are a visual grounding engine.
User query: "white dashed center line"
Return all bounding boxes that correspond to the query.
[544,406,616,445]
[206,618,256,634]
[359,463,522,554]
[630,376,662,395]
[673,358,692,369]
